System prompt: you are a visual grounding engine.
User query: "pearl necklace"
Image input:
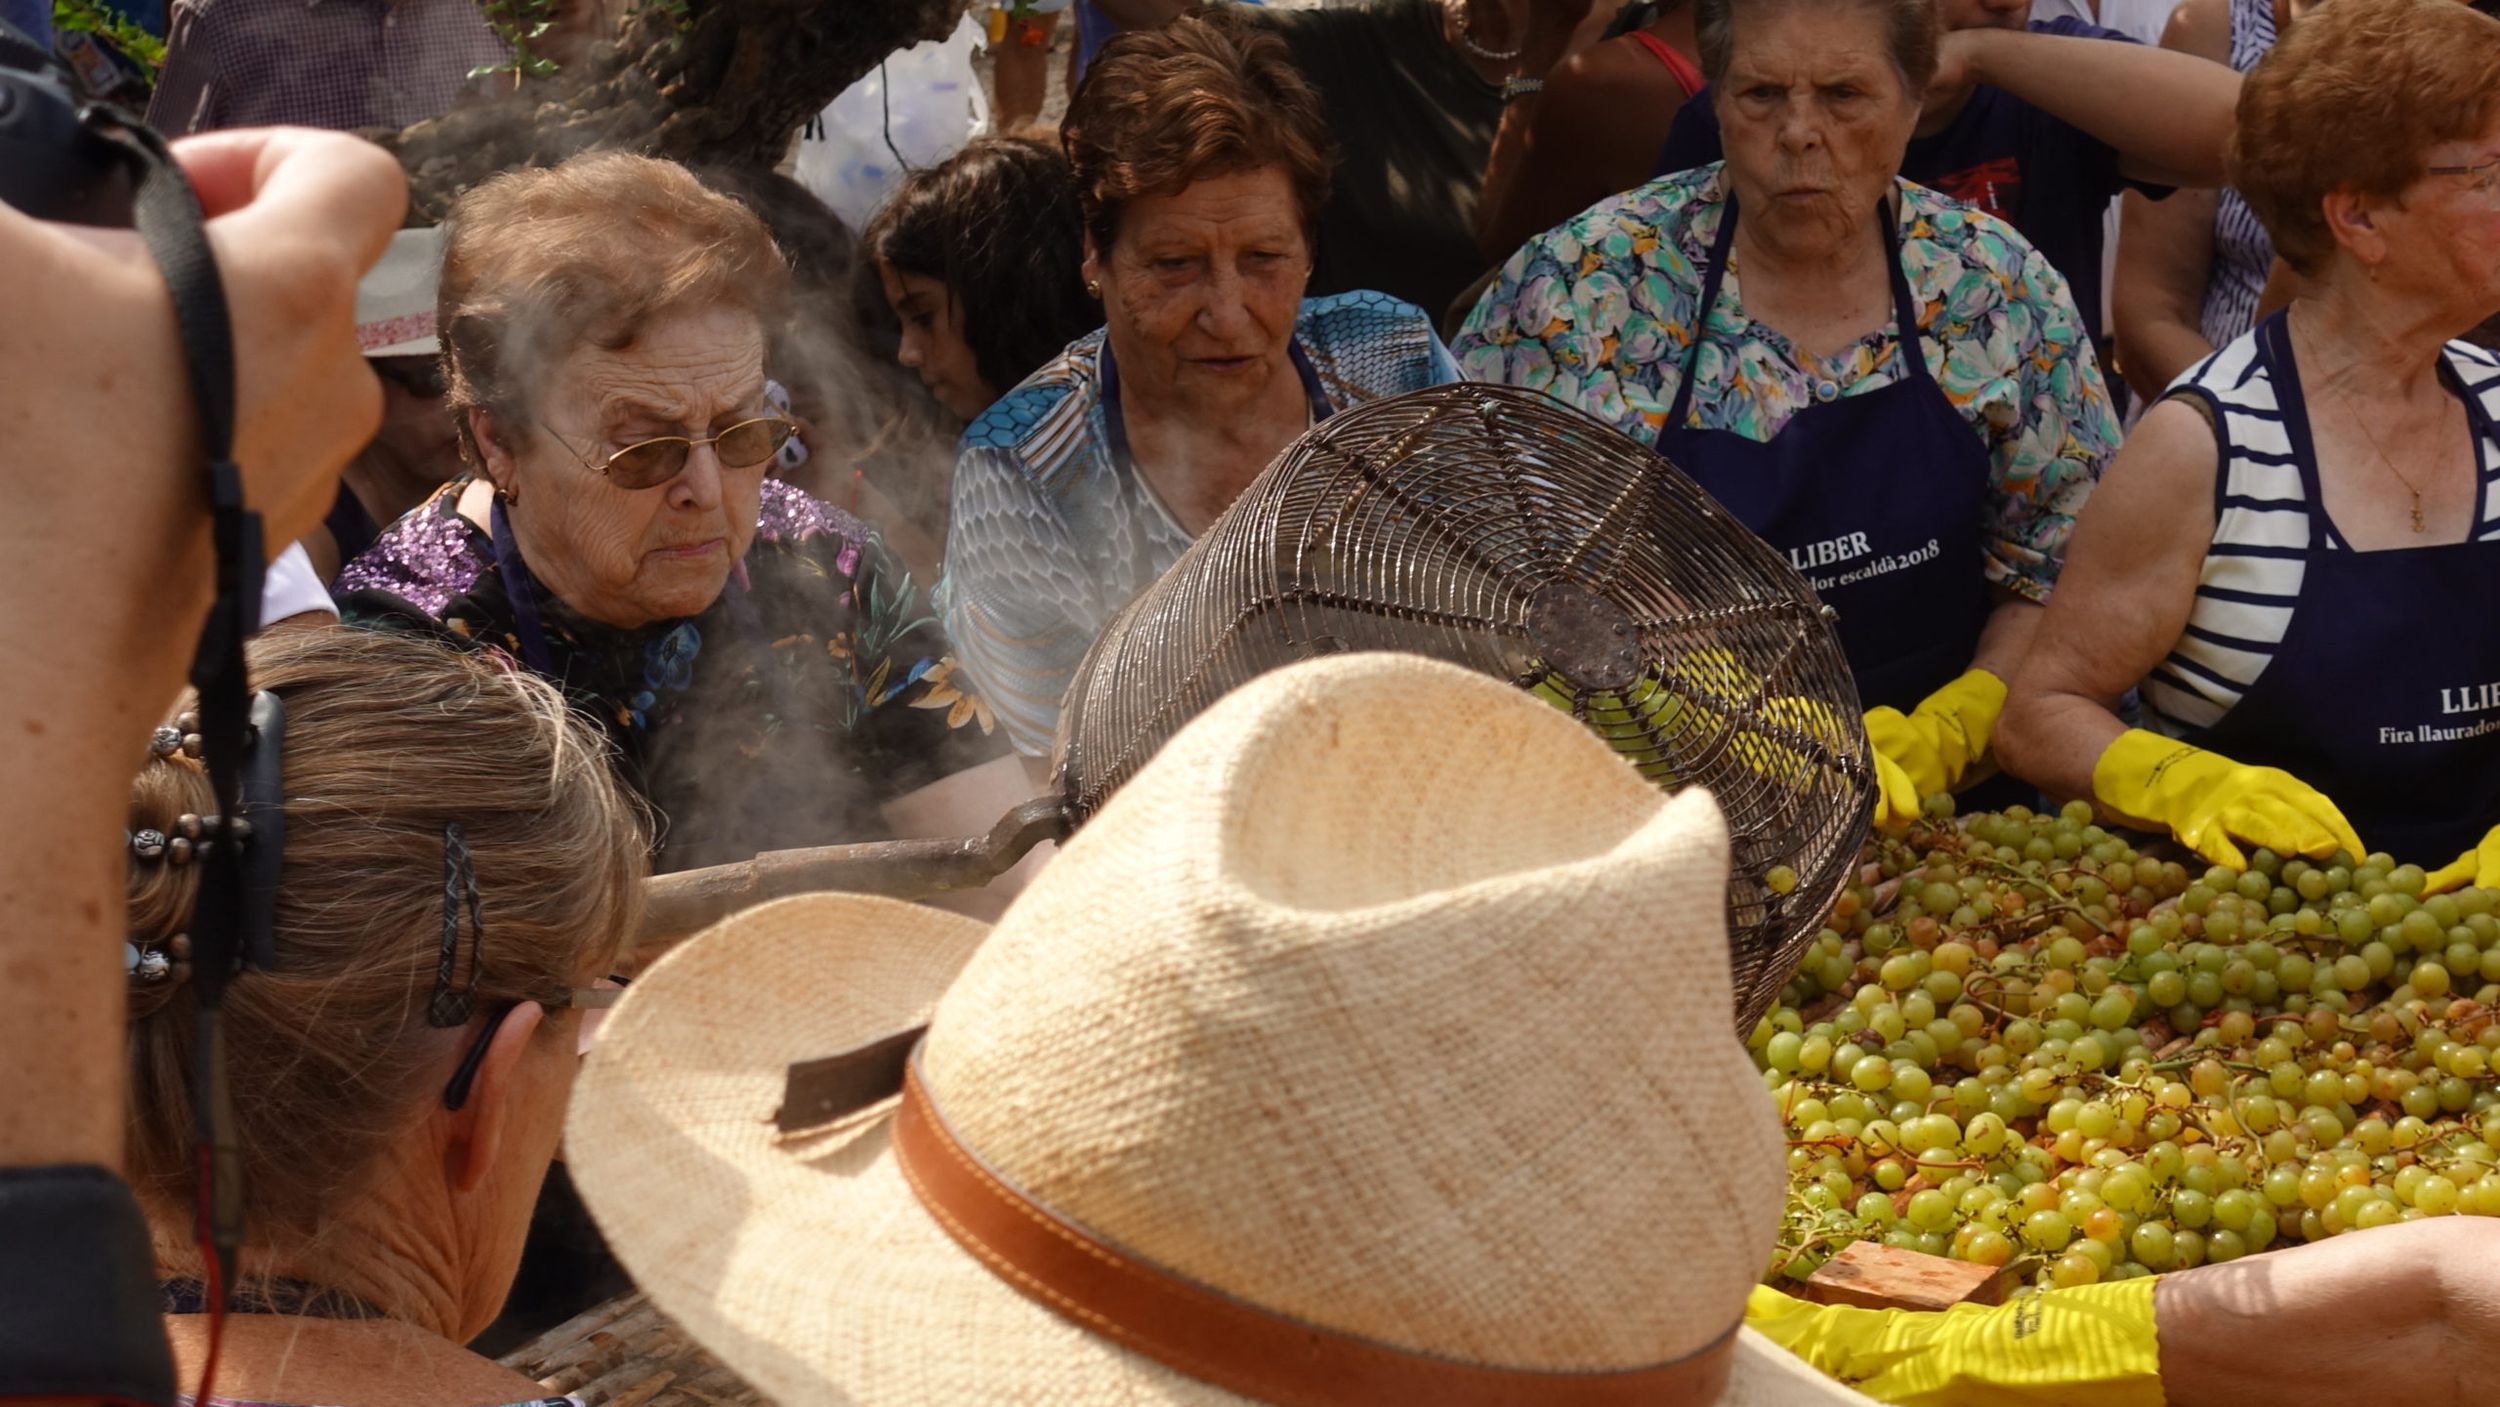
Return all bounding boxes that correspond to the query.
[1449,0,1523,62]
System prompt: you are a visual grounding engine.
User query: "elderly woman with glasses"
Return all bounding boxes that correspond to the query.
[341,153,1009,874]
[1999,0,2500,884]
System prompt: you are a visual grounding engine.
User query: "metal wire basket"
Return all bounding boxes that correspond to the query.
[1051,385,1873,1029]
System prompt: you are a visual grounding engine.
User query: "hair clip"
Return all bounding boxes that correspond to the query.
[429,822,485,1028]
[150,727,183,760]
[130,829,166,861]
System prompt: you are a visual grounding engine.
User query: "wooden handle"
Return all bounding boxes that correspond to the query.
[636,797,1068,949]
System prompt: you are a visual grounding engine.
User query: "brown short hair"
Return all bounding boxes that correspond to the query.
[2231,0,2500,275]
[1060,5,1335,253]
[1697,0,1940,96]
[439,152,791,467]
[125,627,648,1251]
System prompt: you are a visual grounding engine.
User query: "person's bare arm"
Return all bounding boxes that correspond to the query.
[1471,1,1597,261]
[1994,398,2217,800]
[2115,186,2222,398]
[0,128,401,1170]
[1967,593,2044,684]
[2157,1218,2500,1407]
[1475,36,1677,262]
[1941,26,2242,187]
[2110,0,2231,398]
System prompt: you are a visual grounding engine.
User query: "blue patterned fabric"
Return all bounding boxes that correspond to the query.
[1454,165,2118,606]
[940,290,1461,755]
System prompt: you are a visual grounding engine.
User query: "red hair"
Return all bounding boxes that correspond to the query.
[2229,0,2500,274]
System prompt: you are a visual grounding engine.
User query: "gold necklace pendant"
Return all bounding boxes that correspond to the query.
[2412,491,2427,533]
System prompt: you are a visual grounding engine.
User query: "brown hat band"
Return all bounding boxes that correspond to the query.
[894,1059,1740,1407]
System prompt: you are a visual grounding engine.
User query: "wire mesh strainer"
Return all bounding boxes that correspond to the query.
[1050,384,1874,1029]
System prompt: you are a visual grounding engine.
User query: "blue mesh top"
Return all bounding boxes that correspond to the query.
[939,290,1461,755]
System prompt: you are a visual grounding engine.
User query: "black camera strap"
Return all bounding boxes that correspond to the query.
[0,25,264,1407]
[97,105,266,1342]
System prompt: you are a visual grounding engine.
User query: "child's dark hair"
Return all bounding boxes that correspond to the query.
[861,136,1095,400]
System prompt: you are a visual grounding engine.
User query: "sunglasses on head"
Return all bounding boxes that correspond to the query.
[541,415,800,491]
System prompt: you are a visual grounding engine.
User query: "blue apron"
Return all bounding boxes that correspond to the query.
[1653,192,1994,712]
[2183,313,2500,863]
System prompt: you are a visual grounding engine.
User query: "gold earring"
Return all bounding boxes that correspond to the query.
[1086,279,1101,299]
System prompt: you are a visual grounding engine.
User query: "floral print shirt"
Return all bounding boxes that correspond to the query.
[338,479,1006,872]
[1452,164,2119,601]
[942,290,1461,756]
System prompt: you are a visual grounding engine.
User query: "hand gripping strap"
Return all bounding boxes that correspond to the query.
[893,1060,1740,1407]
[86,104,262,1308]
[0,1165,175,1405]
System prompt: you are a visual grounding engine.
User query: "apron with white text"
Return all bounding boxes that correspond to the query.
[2184,313,2500,863]
[1653,192,1994,713]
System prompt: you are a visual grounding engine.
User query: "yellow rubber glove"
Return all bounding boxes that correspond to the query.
[1864,670,2007,829]
[2091,730,2365,870]
[1744,1280,2163,1407]
[1663,648,1857,790]
[2424,823,2500,895]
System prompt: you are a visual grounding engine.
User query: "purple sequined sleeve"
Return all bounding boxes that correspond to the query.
[333,488,490,619]
[756,479,868,578]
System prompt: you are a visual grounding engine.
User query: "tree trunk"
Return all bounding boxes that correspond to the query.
[386,0,971,222]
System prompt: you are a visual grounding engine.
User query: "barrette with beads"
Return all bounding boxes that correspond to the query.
[128,814,253,866]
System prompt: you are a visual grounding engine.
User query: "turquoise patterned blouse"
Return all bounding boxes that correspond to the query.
[1452,164,2119,602]
[941,291,1461,756]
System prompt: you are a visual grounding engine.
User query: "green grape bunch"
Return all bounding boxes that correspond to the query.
[1748,797,2500,1296]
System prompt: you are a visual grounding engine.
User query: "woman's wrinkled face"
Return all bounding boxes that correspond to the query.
[1085,165,1311,415]
[481,304,769,630]
[1715,8,1920,250]
[879,259,996,422]
[2383,118,2500,324]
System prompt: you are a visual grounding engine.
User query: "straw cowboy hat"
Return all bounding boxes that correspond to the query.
[568,652,1877,1407]
[354,226,445,357]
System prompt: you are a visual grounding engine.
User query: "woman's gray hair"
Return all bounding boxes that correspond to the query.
[1696,0,1942,94]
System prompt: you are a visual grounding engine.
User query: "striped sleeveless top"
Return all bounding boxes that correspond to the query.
[2198,0,2277,350]
[2144,332,2500,736]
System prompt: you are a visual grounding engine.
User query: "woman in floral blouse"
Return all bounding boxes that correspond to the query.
[339,153,1006,873]
[1454,0,2119,825]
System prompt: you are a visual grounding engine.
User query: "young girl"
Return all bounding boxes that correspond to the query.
[861,135,1094,424]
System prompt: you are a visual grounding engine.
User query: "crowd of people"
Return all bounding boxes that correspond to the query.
[4,0,2500,1401]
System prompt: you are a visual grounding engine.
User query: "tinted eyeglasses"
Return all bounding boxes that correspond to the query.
[442,976,628,1111]
[541,415,799,491]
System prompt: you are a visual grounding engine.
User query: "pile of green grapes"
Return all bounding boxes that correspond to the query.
[1749,800,2500,1293]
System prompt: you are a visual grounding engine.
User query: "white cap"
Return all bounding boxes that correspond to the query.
[355,226,447,358]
